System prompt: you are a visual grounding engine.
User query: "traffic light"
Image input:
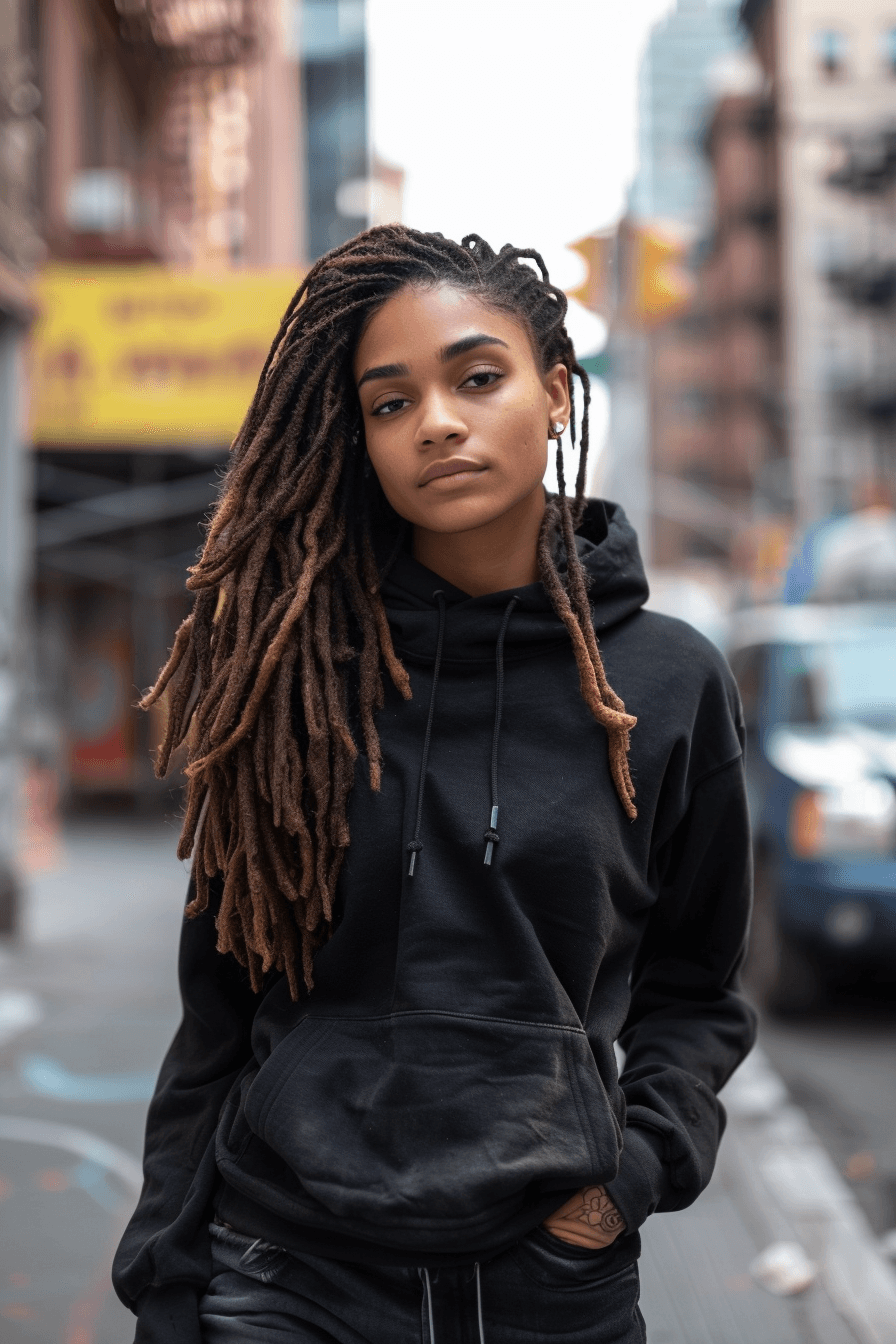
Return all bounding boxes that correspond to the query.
[564,225,692,328]
[631,226,693,325]
[565,232,614,316]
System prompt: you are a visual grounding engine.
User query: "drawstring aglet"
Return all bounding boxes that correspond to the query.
[483,806,499,866]
[407,840,423,877]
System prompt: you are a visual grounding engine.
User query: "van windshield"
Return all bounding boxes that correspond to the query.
[772,634,896,730]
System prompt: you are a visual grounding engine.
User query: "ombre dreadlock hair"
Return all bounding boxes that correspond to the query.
[144,225,637,999]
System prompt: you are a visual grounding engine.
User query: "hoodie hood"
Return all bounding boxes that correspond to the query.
[381,499,649,666]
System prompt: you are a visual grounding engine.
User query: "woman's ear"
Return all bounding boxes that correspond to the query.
[545,362,571,431]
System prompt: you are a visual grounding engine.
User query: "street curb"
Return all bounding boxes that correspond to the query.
[720,1048,896,1344]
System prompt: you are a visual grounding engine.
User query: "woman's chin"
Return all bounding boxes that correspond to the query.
[407,482,546,538]
[411,500,514,536]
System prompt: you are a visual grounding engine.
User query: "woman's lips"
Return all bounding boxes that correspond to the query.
[418,457,487,487]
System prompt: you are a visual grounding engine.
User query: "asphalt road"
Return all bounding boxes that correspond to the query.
[761,989,896,1243]
[1,816,895,1342]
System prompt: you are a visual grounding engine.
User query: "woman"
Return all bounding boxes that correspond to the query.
[113,226,756,1343]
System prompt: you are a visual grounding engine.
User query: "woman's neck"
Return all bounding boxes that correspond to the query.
[412,485,546,597]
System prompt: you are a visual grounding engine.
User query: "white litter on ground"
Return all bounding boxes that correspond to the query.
[750,1240,818,1296]
[0,989,43,1046]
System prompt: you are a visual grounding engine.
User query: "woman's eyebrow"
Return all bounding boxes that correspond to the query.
[357,361,410,388]
[357,334,509,389]
[440,333,509,362]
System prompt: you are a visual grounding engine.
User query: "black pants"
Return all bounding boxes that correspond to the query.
[199,1223,646,1343]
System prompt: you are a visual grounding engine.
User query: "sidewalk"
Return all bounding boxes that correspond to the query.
[640,1050,896,1344]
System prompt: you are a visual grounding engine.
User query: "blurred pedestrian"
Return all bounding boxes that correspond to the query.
[113,226,756,1343]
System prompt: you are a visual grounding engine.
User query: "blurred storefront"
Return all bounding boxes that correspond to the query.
[30,266,299,804]
[25,0,372,812]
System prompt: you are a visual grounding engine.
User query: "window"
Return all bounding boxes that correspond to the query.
[813,29,847,76]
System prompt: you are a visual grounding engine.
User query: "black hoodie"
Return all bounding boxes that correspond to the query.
[114,502,756,1340]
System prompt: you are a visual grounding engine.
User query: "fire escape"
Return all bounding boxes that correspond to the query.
[824,128,896,455]
[31,0,267,803]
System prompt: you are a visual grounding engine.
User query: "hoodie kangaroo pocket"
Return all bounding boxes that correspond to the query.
[242,1011,620,1231]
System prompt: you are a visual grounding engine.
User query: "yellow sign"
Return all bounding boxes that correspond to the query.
[30,265,303,447]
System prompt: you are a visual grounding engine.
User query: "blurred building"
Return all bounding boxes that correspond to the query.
[752,0,896,524]
[629,0,749,229]
[300,0,368,257]
[0,0,41,921]
[605,0,753,565]
[648,31,784,578]
[616,0,896,584]
[26,0,372,812]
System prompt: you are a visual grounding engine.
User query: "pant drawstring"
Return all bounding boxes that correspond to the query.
[417,1264,484,1343]
[475,1261,485,1344]
[420,1266,436,1344]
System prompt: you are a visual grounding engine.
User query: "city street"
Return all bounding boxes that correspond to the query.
[3,0,896,1339]
[1,817,895,1342]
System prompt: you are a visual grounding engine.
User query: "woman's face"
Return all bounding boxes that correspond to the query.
[354,283,570,536]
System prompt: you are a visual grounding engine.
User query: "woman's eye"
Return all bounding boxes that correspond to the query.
[372,395,410,417]
[461,367,503,390]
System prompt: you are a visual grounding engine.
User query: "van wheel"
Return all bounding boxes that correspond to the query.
[747,856,825,1017]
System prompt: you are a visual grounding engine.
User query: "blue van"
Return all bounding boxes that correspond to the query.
[727,603,896,1013]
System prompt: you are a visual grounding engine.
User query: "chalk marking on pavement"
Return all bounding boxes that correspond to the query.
[19,1053,157,1103]
[0,991,43,1047]
[722,1048,896,1344]
[0,1115,143,1194]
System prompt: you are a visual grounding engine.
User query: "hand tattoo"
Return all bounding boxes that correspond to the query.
[543,1185,625,1249]
[562,1186,625,1234]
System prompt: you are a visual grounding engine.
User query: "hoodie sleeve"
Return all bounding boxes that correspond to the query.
[112,874,263,1341]
[604,753,758,1233]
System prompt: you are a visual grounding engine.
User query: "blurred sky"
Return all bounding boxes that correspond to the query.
[367,0,675,360]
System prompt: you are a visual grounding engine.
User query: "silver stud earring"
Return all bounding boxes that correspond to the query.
[552,422,565,437]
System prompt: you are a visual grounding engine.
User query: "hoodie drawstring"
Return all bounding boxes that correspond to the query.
[483,596,519,865]
[408,590,519,877]
[407,591,446,877]
[417,1264,486,1343]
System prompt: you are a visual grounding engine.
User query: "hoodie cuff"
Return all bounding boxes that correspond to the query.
[604,1125,668,1233]
[135,1284,202,1344]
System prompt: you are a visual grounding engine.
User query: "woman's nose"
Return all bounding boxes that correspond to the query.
[417,390,467,446]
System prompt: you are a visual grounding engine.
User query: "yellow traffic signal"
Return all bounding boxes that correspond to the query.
[565,232,614,316]
[632,227,693,325]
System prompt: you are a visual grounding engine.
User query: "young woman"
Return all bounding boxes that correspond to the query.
[113,226,756,1343]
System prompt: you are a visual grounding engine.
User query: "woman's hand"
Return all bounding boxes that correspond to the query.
[542,1185,626,1250]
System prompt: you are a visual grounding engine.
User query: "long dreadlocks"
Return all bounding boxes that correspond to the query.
[143,225,637,999]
